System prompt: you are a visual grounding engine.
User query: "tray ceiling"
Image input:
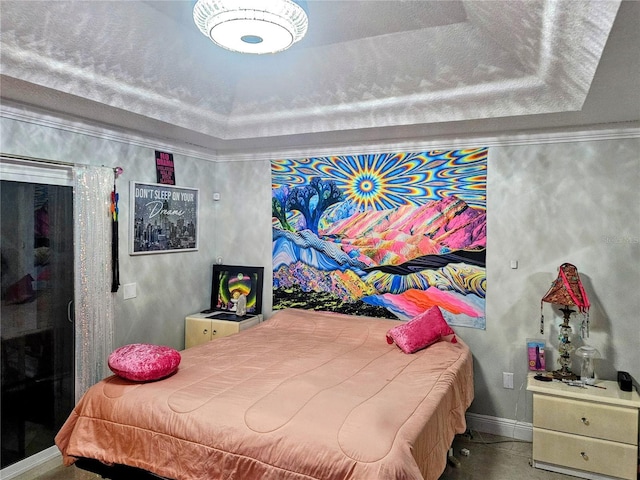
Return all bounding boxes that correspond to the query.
[1,0,638,152]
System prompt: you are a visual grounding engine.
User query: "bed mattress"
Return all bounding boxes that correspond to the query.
[56,308,473,480]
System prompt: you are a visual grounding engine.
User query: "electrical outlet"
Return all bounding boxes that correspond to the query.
[503,372,514,389]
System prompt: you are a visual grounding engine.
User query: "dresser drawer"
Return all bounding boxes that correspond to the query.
[185,314,263,349]
[533,394,638,444]
[533,428,637,480]
[210,319,241,338]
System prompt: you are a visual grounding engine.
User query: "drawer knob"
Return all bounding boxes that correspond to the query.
[212,329,217,335]
[203,329,208,334]
[580,417,589,425]
[580,452,589,461]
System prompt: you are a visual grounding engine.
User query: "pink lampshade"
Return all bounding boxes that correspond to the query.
[540,263,590,334]
[541,263,590,309]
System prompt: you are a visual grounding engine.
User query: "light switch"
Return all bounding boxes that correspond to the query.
[510,260,518,269]
[123,283,137,299]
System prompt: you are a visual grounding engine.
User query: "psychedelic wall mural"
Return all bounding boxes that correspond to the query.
[271,148,487,329]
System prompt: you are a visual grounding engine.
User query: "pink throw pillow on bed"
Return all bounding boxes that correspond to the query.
[386,306,457,354]
[108,343,181,382]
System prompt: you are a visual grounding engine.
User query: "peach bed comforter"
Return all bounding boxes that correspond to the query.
[56,308,473,480]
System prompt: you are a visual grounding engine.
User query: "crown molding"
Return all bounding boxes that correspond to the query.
[0,101,217,163]
[221,122,640,163]
[2,101,638,164]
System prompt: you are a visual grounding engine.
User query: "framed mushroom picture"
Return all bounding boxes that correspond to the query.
[210,265,264,316]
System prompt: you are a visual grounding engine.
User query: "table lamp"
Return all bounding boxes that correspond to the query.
[540,263,590,380]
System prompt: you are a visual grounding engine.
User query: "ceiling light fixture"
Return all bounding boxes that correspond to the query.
[193,0,308,54]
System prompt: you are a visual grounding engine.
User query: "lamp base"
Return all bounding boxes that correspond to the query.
[552,369,577,381]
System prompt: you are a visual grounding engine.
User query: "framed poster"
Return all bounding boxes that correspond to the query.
[130,181,198,255]
[155,150,175,185]
[210,265,264,315]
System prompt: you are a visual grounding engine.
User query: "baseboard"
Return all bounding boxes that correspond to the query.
[0,446,62,480]
[465,413,533,442]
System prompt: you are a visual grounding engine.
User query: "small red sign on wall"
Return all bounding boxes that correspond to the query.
[155,151,175,185]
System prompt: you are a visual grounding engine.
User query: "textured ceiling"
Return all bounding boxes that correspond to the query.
[1,0,639,153]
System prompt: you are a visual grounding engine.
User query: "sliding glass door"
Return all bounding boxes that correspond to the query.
[1,162,74,469]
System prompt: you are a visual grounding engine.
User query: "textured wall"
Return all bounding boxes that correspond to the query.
[213,160,274,314]
[479,138,639,421]
[2,113,638,424]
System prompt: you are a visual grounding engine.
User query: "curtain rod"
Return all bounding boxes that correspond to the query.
[0,152,75,167]
[1,153,122,175]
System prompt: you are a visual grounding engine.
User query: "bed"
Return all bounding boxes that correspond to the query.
[56,308,474,480]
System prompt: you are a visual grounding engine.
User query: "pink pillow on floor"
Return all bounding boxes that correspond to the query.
[108,343,181,382]
[386,306,457,354]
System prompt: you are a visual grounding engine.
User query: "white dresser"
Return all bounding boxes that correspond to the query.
[184,312,262,349]
[527,373,640,480]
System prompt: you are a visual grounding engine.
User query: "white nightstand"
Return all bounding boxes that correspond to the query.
[527,373,640,480]
[184,312,263,349]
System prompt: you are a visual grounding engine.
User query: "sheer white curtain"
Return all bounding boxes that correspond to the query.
[74,164,114,400]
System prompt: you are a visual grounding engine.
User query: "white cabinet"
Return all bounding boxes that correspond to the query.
[184,312,262,349]
[527,374,640,480]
